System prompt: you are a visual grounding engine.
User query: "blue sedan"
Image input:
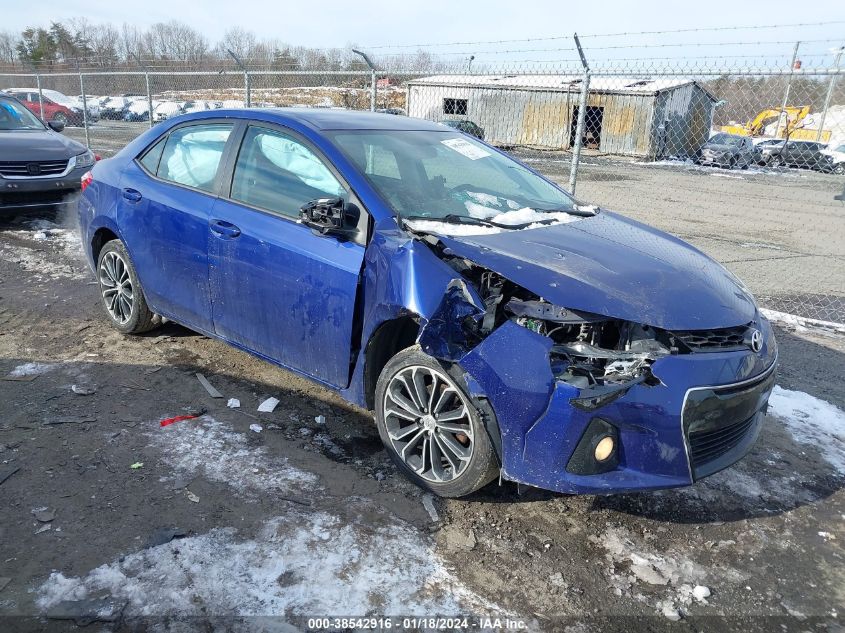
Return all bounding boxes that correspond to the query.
[77,109,777,498]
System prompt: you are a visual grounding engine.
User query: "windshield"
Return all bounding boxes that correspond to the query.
[330,130,576,226]
[0,98,45,130]
[709,133,742,147]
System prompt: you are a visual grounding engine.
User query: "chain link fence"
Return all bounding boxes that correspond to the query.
[1,58,843,326]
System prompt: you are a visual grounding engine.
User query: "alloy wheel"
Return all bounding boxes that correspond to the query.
[99,251,134,325]
[382,365,474,483]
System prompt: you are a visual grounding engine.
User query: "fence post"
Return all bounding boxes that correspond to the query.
[226,49,251,107]
[352,49,377,111]
[774,41,800,139]
[816,47,844,142]
[35,71,44,121]
[78,66,91,149]
[568,33,590,195]
[130,53,154,128]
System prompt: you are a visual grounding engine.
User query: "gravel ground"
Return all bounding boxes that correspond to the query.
[0,199,844,631]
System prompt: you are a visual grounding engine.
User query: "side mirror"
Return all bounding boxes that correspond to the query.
[299,197,359,239]
[48,120,65,132]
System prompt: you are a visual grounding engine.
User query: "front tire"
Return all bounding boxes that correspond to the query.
[834,163,845,175]
[97,240,159,334]
[374,347,499,498]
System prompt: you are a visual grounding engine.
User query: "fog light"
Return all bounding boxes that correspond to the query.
[594,436,615,462]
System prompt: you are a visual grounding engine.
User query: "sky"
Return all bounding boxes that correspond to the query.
[3,0,845,65]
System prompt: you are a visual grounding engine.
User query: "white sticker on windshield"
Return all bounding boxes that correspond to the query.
[441,137,491,160]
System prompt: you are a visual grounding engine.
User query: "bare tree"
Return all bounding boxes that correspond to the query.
[220,27,257,62]
[0,30,17,65]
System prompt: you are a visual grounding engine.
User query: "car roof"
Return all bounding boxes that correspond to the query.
[220,107,448,132]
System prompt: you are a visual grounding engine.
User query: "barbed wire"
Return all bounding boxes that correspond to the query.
[362,20,845,50]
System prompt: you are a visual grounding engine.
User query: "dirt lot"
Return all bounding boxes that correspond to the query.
[1,195,844,630]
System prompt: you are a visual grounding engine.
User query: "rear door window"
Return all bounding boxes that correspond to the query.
[230,125,346,218]
[139,137,167,174]
[157,123,233,193]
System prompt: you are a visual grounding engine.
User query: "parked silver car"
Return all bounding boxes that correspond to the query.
[696,133,756,169]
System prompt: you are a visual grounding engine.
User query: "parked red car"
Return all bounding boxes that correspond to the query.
[3,88,84,126]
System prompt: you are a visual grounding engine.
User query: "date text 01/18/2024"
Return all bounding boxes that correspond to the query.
[306,617,528,630]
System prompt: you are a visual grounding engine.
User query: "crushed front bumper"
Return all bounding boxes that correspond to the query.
[457,318,777,495]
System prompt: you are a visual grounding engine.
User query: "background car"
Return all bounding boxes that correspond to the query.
[3,88,84,126]
[697,132,756,168]
[765,140,834,171]
[821,142,845,174]
[441,118,485,140]
[100,96,133,120]
[0,93,95,213]
[153,101,187,122]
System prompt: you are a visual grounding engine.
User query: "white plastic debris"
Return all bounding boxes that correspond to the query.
[422,494,440,523]
[196,373,224,398]
[693,585,711,602]
[249,424,263,433]
[661,605,681,621]
[257,397,279,413]
[315,415,326,425]
[227,398,241,409]
[71,384,96,396]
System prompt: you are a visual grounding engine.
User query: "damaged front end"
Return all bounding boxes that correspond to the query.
[415,237,777,494]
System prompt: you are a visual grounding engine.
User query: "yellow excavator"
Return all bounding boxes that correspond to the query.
[721,106,814,139]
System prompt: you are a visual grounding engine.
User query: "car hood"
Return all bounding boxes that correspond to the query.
[434,211,756,330]
[0,130,86,162]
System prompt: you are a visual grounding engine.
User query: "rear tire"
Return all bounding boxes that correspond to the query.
[834,163,845,175]
[374,346,499,498]
[96,240,160,334]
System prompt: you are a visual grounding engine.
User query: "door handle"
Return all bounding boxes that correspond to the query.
[122,188,142,202]
[210,219,241,238]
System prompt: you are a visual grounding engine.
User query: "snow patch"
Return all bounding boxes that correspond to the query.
[37,510,505,618]
[406,206,582,237]
[768,386,845,474]
[7,362,56,377]
[760,308,845,334]
[151,415,317,497]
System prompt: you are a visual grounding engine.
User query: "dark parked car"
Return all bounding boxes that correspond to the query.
[78,109,776,498]
[441,119,485,140]
[0,94,96,213]
[100,96,133,120]
[764,140,834,171]
[697,133,756,168]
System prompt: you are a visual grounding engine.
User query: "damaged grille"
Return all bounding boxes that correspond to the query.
[688,414,756,466]
[0,160,69,177]
[683,367,775,479]
[671,325,749,352]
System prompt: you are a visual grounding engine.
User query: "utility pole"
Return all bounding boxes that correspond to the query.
[352,49,377,111]
[816,46,844,142]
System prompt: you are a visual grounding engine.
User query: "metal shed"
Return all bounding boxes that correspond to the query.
[406,75,718,158]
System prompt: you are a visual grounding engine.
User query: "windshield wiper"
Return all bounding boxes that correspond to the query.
[404,214,501,228]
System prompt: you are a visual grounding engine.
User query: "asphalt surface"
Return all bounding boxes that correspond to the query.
[65,120,845,325]
[0,199,844,632]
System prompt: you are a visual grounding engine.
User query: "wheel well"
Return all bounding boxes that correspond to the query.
[91,228,118,263]
[363,316,420,410]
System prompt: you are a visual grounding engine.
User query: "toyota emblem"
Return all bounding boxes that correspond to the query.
[749,329,763,353]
